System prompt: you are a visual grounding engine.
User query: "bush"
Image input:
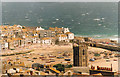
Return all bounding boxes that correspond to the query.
[109,53,112,55]
[94,53,100,57]
[65,64,72,68]
[53,64,65,72]
[11,49,15,50]
[104,53,107,56]
[55,39,59,44]
[22,27,25,29]
[57,67,64,72]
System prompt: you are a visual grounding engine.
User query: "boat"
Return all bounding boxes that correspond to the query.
[89,58,95,61]
[64,59,71,61]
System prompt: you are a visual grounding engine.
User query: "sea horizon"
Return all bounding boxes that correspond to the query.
[2,2,118,41]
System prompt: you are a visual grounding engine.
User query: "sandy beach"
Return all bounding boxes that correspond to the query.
[1,43,119,73]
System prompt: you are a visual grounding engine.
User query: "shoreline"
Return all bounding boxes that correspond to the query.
[75,35,118,42]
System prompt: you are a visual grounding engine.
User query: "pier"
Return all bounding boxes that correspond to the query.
[86,42,119,51]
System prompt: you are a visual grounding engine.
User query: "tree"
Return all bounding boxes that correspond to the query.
[65,64,72,68]
[22,27,25,29]
[104,53,107,56]
[55,39,59,44]
[94,53,100,57]
[109,53,112,55]
[53,64,65,72]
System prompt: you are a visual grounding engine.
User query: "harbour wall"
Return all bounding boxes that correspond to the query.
[86,42,119,51]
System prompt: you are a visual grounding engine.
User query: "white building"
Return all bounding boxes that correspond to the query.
[57,34,68,42]
[64,28,70,33]
[66,32,74,40]
[41,37,51,45]
[33,38,37,43]
[17,25,23,29]
[36,27,44,31]
[5,42,8,48]
[34,33,38,37]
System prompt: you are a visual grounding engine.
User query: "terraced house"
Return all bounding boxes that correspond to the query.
[0,25,74,51]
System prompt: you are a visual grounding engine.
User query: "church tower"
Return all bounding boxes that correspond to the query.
[73,40,88,67]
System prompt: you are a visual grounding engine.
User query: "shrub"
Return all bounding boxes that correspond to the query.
[94,53,100,57]
[65,64,72,68]
[11,49,15,50]
[53,64,65,72]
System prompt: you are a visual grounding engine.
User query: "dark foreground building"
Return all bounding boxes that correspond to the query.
[73,40,89,74]
[73,40,88,67]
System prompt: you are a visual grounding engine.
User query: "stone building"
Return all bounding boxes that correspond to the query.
[73,40,89,73]
[37,30,55,38]
[73,41,88,67]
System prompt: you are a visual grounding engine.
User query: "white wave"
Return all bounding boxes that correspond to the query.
[71,20,74,21]
[56,19,59,21]
[82,14,85,16]
[78,23,81,24]
[113,35,118,37]
[86,13,89,15]
[101,18,105,20]
[103,26,106,27]
[93,18,100,21]
[110,38,118,43]
[52,22,56,23]
[98,24,102,26]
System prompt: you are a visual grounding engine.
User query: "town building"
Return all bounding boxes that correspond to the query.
[36,27,45,31]
[57,34,68,42]
[41,37,52,45]
[63,27,70,33]
[65,32,74,40]
[0,25,74,51]
[73,40,89,74]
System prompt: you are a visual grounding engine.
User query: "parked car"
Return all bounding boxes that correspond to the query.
[27,59,31,61]
[106,60,110,62]
[65,59,71,61]
[113,59,117,61]
[33,57,37,59]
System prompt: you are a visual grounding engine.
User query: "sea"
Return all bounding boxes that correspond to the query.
[1,2,118,41]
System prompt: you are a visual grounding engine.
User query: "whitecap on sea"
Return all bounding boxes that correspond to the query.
[39,19,43,22]
[93,18,100,21]
[101,18,105,20]
[38,22,40,23]
[78,23,80,24]
[52,22,56,23]
[98,24,102,26]
[82,14,85,16]
[56,19,59,21]
[86,13,89,15]
[72,20,74,21]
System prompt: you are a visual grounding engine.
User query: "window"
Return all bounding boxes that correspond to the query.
[83,49,85,55]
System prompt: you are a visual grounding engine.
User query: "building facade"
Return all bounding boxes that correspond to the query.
[73,40,88,67]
